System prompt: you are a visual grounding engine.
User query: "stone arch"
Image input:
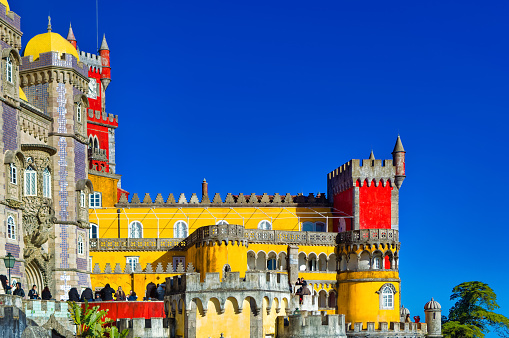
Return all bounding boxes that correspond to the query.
[359,250,371,270]
[347,252,358,271]
[247,250,256,270]
[328,253,337,271]
[318,253,327,271]
[2,47,21,64]
[278,252,287,270]
[226,296,240,314]
[256,251,266,270]
[76,179,94,193]
[318,290,327,308]
[298,252,307,271]
[328,290,337,308]
[340,254,347,271]
[25,260,45,293]
[267,251,277,270]
[308,253,317,271]
[372,250,383,270]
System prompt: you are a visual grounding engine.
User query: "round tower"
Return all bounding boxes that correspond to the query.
[392,135,406,189]
[99,34,111,90]
[66,23,77,49]
[424,298,442,337]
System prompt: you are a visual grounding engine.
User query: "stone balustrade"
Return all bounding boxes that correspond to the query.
[339,228,399,244]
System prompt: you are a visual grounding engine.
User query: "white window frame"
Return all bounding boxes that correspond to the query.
[77,234,84,255]
[80,192,86,207]
[24,166,37,196]
[373,257,381,269]
[89,223,98,239]
[89,192,102,208]
[88,257,93,272]
[128,221,143,239]
[126,256,139,272]
[77,103,82,123]
[9,163,17,185]
[378,283,396,310]
[258,220,272,230]
[7,216,15,240]
[174,220,188,239]
[42,168,51,198]
[6,56,12,83]
[215,220,229,225]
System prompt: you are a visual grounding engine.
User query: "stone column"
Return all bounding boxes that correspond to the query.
[287,245,299,284]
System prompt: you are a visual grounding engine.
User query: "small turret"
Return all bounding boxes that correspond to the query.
[424,298,442,337]
[202,179,208,199]
[392,135,406,189]
[99,34,111,90]
[369,150,375,160]
[67,23,77,49]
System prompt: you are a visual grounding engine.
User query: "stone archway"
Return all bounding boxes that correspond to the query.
[25,260,46,292]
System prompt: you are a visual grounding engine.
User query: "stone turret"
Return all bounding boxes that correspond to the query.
[66,23,76,49]
[99,34,111,90]
[424,297,442,337]
[392,135,406,189]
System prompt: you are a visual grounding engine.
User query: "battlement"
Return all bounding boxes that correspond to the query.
[346,321,427,337]
[79,51,102,72]
[339,228,399,245]
[0,3,21,33]
[116,317,168,338]
[117,191,328,206]
[87,108,119,125]
[23,299,70,328]
[20,52,88,77]
[327,158,396,197]
[167,271,289,294]
[277,314,347,338]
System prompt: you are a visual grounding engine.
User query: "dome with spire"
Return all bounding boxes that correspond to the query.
[24,17,79,62]
[424,298,441,310]
[0,0,10,13]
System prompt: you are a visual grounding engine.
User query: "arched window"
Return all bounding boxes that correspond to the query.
[378,284,396,310]
[78,235,84,255]
[9,163,17,184]
[88,136,93,149]
[223,264,231,273]
[267,252,277,270]
[7,216,15,240]
[6,56,12,83]
[258,220,272,230]
[373,257,381,269]
[42,168,51,198]
[328,291,337,308]
[216,220,228,225]
[174,221,188,238]
[308,254,317,271]
[77,103,82,123]
[94,137,99,150]
[90,223,98,239]
[128,221,143,238]
[24,166,37,196]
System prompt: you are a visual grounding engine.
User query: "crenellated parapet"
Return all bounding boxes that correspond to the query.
[79,51,102,73]
[165,271,291,317]
[0,3,22,49]
[277,314,347,338]
[117,191,328,207]
[327,158,396,198]
[345,321,427,337]
[20,52,89,93]
[116,318,168,338]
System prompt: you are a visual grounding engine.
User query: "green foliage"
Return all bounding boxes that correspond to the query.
[444,281,509,338]
[67,300,126,337]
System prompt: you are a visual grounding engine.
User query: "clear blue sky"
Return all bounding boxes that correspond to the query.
[17,0,508,334]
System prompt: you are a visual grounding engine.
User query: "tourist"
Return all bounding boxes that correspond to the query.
[68,287,80,302]
[0,275,11,294]
[115,286,126,301]
[94,293,102,302]
[80,287,94,302]
[156,284,165,300]
[100,283,115,301]
[41,286,52,300]
[13,282,25,298]
[28,285,39,299]
[145,281,156,300]
[127,290,137,301]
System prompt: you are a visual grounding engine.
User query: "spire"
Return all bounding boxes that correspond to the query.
[47,16,52,32]
[369,150,375,160]
[392,135,405,153]
[99,34,109,51]
[67,23,76,41]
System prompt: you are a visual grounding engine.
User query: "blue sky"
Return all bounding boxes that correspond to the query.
[17,0,509,333]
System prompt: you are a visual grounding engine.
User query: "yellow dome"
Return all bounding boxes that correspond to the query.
[24,32,79,62]
[19,87,27,101]
[0,0,9,12]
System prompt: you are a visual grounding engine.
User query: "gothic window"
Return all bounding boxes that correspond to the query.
[216,220,228,225]
[373,257,381,269]
[7,216,15,240]
[78,234,84,255]
[128,221,143,239]
[89,223,98,239]
[77,103,82,123]
[88,136,93,149]
[378,283,397,310]
[6,56,12,83]
[24,166,37,196]
[258,220,272,230]
[94,136,99,150]
[126,256,139,272]
[89,192,102,208]
[328,291,337,308]
[9,163,17,184]
[42,168,51,198]
[174,220,188,239]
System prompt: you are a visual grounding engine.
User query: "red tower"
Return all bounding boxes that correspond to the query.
[327,136,406,232]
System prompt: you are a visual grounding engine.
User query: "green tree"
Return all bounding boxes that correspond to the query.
[443,281,509,338]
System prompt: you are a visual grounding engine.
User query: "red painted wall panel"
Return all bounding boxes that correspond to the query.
[358,181,392,229]
[333,188,353,232]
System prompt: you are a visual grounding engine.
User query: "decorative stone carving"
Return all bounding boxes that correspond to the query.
[142,193,152,204]
[155,263,164,273]
[176,263,185,273]
[166,193,176,204]
[154,194,164,204]
[165,263,174,273]
[130,193,140,204]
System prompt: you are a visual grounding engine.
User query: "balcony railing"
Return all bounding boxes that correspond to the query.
[88,148,107,162]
